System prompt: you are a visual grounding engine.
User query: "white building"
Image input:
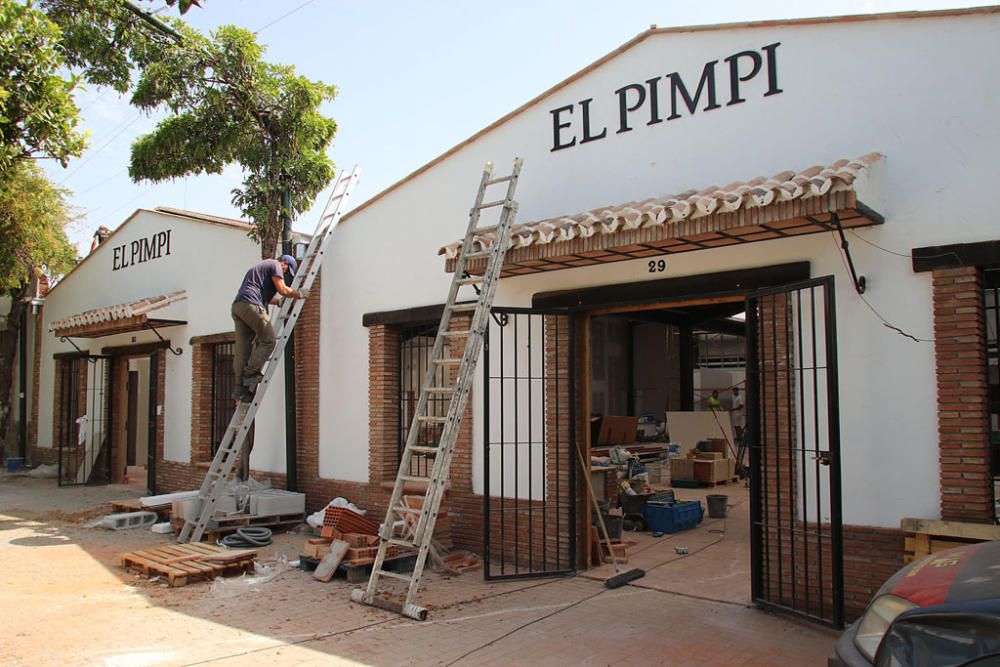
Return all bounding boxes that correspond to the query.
[34,208,299,492]
[28,7,1000,627]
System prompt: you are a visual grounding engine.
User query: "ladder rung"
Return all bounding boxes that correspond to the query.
[375,570,412,582]
[456,276,482,286]
[386,537,417,548]
[464,250,491,260]
[450,303,477,312]
[477,199,506,209]
[442,330,472,338]
[417,416,447,424]
[408,445,439,455]
[393,505,420,515]
[400,475,431,484]
[485,175,513,186]
[425,386,454,394]
[431,358,462,366]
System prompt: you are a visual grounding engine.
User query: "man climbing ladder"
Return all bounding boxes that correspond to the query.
[231,254,310,403]
[177,166,360,544]
[352,158,523,620]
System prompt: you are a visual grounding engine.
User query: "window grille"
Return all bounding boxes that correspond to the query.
[210,342,236,455]
[399,324,450,477]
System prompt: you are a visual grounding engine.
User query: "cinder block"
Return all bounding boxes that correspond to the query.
[101,511,157,530]
[249,490,305,516]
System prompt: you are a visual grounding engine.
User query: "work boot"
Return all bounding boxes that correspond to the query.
[243,371,264,393]
[231,385,254,402]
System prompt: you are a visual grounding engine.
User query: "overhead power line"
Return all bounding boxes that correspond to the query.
[254,0,317,34]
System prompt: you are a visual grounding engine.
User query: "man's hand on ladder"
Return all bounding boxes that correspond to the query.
[295,287,311,299]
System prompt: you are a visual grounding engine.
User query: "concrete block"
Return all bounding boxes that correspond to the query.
[101,511,157,530]
[249,490,305,516]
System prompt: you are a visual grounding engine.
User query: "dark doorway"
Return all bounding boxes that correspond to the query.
[57,355,113,486]
[126,370,139,466]
[746,276,844,628]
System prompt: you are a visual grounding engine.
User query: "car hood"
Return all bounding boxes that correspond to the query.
[879,540,1000,607]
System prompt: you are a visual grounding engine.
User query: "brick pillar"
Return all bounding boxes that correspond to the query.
[295,272,321,489]
[368,324,401,483]
[190,343,213,463]
[933,267,993,522]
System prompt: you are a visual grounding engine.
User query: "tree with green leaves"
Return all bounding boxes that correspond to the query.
[127,23,338,256]
[43,1,338,257]
[0,162,77,455]
[0,1,88,178]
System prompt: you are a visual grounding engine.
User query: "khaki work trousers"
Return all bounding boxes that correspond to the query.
[231,301,276,389]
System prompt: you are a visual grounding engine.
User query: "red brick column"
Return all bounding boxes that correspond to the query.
[189,343,213,463]
[294,272,321,488]
[368,324,401,483]
[933,267,993,522]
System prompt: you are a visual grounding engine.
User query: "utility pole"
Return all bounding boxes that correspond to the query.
[281,187,298,491]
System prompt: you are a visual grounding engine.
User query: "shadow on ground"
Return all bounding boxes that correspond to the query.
[0,474,837,667]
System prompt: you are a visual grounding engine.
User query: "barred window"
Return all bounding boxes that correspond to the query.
[210,342,236,455]
[399,323,450,477]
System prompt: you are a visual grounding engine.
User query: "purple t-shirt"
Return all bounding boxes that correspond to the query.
[234,259,282,307]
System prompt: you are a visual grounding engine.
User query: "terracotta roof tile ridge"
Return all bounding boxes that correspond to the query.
[51,290,188,331]
[438,153,883,258]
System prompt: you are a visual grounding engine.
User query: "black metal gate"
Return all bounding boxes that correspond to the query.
[483,308,576,580]
[746,276,844,628]
[57,355,113,486]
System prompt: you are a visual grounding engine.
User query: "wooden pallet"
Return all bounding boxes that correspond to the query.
[671,476,739,488]
[300,552,418,583]
[120,542,256,587]
[901,517,1000,564]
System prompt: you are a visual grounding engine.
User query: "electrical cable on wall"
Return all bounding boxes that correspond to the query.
[830,232,933,343]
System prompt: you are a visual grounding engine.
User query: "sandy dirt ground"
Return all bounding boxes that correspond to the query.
[0,474,838,666]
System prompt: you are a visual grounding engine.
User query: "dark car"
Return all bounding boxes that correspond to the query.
[830,540,1000,667]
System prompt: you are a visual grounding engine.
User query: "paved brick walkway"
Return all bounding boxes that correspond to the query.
[1,476,838,665]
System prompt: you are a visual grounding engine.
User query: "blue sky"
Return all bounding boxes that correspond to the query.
[44,0,994,254]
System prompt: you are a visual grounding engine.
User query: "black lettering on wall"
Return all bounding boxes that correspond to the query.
[546,43,783,152]
[725,50,763,106]
[550,104,577,151]
[646,76,663,126]
[579,98,607,144]
[112,229,175,272]
[615,83,646,134]
[667,60,721,120]
[762,42,783,96]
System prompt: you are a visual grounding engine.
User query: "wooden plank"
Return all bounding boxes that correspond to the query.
[313,540,350,582]
[199,549,258,563]
[914,533,931,559]
[901,518,1000,542]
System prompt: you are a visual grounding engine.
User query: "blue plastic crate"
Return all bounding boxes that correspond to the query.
[642,499,703,534]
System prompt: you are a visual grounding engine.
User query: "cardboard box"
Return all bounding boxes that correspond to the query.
[693,452,724,460]
[670,458,695,481]
[693,458,734,483]
[699,439,729,456]
[592,416,638,445]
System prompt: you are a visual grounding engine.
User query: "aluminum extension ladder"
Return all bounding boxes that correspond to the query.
[352,158,523,620]
[177,165,361,544]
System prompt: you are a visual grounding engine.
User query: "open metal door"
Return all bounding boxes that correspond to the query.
[746,276,844,628]
[483,308,576,580]
[57,355,113,486]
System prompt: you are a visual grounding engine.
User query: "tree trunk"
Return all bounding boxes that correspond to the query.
[0,284,30,457]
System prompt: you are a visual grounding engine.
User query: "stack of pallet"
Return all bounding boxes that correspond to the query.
[301,505,415,583]
[902,517,1000,563]
[120,543,257,587]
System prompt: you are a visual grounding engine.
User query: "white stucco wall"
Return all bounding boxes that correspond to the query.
[37,210,290,474]
[318,11,1000,528]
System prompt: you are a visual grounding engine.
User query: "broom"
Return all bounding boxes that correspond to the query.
[577,446,646,589]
